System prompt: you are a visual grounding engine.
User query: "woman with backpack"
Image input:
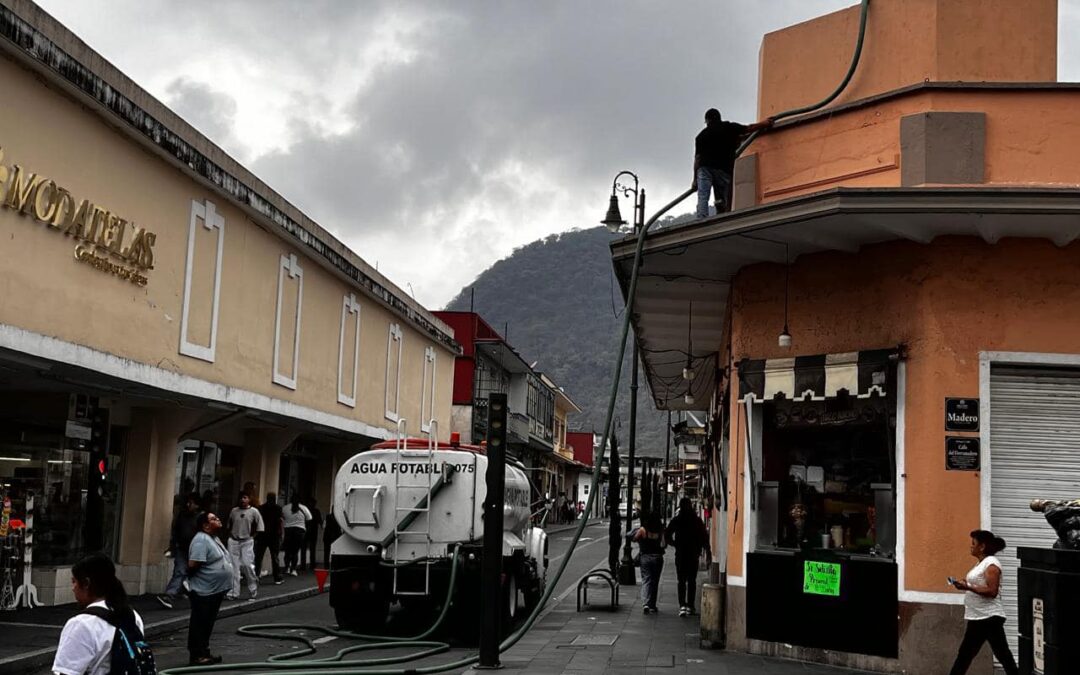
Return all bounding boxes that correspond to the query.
[52,552,149,675]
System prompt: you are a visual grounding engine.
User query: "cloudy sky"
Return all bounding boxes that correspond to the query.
[34,1,1080,308]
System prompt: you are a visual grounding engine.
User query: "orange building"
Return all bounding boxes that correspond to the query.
[612,1,1076,672]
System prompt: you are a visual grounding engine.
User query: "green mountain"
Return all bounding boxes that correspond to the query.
[445,225,685,458]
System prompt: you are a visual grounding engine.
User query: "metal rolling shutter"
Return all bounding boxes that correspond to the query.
[989,366,1080,655]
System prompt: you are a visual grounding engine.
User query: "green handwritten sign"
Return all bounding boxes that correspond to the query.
[803,561,841,596]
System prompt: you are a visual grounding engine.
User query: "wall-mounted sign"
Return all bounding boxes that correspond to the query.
[945,398,979,432]
[0,146,157,286]
[803,560,841,597]
[946,436,980,471]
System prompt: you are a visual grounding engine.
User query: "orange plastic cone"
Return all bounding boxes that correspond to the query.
[315,568,329,593]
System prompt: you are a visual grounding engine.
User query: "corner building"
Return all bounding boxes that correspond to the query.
[612,1,1079,672]
[0,0,457,604]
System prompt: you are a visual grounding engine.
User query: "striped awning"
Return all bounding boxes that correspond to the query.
[737,348,898,402]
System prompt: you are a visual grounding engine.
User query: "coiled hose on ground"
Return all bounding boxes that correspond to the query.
[159,2,870,672]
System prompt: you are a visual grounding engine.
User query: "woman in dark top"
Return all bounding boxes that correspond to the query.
[633,512,666,614]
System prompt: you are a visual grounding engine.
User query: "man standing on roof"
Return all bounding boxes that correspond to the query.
[693,108,773,218]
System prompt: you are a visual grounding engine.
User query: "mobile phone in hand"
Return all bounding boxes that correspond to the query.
[947,576,957,586]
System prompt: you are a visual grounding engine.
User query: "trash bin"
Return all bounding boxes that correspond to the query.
[1017,547,1080,675]
[700,573,726,649]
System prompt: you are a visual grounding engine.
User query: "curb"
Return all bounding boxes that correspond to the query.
[0,586,321,674]
[544,518,602,536]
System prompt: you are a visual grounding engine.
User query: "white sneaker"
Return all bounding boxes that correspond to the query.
[225,594,239,601]
[679,606,689,617]
[289,570,298,577]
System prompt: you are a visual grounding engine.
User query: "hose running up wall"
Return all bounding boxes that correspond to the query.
[160,1,870,672]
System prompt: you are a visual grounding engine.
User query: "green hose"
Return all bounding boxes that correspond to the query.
[161,3,871,673]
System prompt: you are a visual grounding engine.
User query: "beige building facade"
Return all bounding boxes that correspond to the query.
[0,0,457,604]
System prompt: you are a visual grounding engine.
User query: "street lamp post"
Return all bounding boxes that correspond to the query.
[602,171,645,586]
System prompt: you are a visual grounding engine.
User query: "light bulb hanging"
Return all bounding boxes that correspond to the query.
[779,243,792,349]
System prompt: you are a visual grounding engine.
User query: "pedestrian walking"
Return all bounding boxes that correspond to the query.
[665,497,712,617]
[157,492,200,609]
[225,491,263,600]
[187,512,232,666]
[323,510,341,567]
[254,492,284,584]
[282,492,312,576]
[52,553,147,675]
[301,498,323,570]
[948,530,1019,675]
[633,511,666,614]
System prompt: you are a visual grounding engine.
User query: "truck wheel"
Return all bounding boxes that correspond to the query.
[504,575,518,623]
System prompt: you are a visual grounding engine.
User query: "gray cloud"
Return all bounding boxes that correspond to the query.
[164,77,239,150]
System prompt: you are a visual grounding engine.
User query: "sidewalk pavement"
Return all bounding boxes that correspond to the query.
[0,569,320,674]
[465,555,875,675]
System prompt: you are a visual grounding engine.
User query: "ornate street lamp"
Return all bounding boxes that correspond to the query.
[601,170,645,585]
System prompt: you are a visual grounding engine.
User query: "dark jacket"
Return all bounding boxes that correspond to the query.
[171,510,199,554]
[665,510,711,559]
[258,501,284,541]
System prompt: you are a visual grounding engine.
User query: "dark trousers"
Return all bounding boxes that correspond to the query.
[188,590,226,660]
[949,616,1019,675]
[254,535,282,581]
[283,527,305,571]
[323,536,334,569]
[301,528,319,569]
[675,554,699,609]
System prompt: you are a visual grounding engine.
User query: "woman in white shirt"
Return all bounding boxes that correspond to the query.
[282,492,312,576]
[52,553,145,675]
[948,529,1019,675]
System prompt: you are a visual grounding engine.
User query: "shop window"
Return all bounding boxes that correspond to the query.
[753,394,896,558]
[175,440,240,519]
[0,403,125,567]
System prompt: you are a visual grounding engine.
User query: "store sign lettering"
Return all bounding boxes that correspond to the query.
[803,560,841,597]
[0,147,157,286]
[945,398,979,432]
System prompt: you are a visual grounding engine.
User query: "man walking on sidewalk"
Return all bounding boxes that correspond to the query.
[255,492,284,584]
[158,493,200,609]
[666,497,711,616]
[226,491,264,600]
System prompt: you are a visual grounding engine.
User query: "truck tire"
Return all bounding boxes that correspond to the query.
[503,574,518,624]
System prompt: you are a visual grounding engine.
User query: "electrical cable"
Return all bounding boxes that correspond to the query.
[161,2,871,672]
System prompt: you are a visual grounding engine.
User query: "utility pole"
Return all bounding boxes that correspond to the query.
[618,186,645,586]
[664,410,671,521]
[608,432,622,576]
[478,393,508,669]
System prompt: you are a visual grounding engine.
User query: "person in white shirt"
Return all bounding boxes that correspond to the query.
[282,492,312,576]
[948,529,1019,675]
[226,491,264,600]
[52,553,144,675]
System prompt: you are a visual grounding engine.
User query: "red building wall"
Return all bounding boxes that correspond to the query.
[433,311,509,405]
[566,431,595,467]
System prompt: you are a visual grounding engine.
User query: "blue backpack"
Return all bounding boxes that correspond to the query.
[80,607,157,675]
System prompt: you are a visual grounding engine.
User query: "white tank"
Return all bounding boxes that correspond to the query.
[332,441,532,561]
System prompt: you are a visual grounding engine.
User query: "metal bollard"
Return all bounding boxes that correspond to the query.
[699,575,726,649]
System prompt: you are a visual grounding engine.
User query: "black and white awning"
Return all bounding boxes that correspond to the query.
[737,348,898,402]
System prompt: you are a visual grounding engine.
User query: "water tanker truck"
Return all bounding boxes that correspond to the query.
[329,434,548,633]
